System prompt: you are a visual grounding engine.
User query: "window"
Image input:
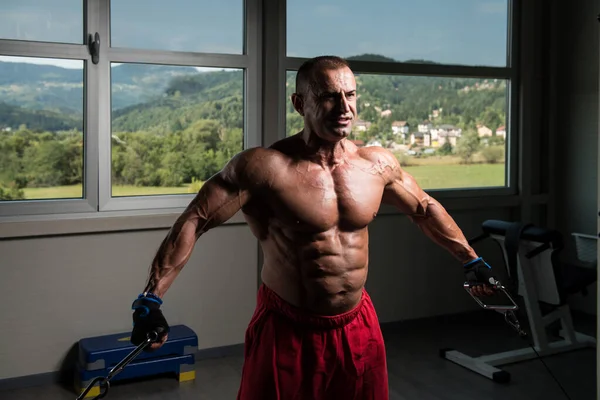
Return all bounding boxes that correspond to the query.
[0,0,259,215]
[0,0,517,221]
[109,64,244,198]
[284,0,515,192]
[0,56,85,201]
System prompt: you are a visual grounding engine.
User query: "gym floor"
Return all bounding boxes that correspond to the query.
[1,310,595,400]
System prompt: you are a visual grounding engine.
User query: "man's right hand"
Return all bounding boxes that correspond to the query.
[464,257,498,297]
[131,294,170,351]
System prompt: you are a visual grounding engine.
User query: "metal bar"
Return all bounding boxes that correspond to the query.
[84,0,101,213]
[244,0,262,149]
[443,350,501,379]
[97,0,111,211]
[0,39,89,59]
[107,47,248,69]
[106,336,154,380]
[0,200,96,218]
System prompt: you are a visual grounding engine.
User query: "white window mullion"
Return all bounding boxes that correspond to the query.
[0,40,89,60]
[244,0,262,150]
[96,0,112,212]
[84,0,101,212]
[108,48,248,69]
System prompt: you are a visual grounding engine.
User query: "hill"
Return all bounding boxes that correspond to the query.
[0,102,82,131]
[0,57,506,136]
[111,70,243,133]
[0,61,199,117]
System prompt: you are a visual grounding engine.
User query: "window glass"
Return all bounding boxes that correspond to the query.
[0,56,84,201]
[287,0,508,67]
[111,0,244,54]
[0,0,83,44]
[111,63,244,197]
[286,70,507,189]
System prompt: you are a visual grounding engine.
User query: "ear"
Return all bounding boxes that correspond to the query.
[291,93,304,116]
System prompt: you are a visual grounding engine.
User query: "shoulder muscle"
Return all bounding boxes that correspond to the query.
[358,146,432,215]
[225,146,286,191]
[357,145,403,184]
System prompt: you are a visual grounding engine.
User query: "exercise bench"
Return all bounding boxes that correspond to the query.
[441,220,597,383]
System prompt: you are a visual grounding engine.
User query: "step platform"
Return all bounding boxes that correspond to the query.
[75,324,198,398]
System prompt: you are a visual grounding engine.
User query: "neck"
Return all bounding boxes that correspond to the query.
[300,129,348,167]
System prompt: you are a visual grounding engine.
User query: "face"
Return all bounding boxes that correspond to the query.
[292,66,357,142]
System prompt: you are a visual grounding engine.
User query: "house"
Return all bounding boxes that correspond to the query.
[438,131,461,147]
[391,121,409,136]
[380,109,392,118]
[410,132,431,147]
[430,124,462,142]
[418,120,432,133]
[496,125,506,138]
[477,124,493,137]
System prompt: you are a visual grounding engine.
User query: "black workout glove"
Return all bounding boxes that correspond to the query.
[463,257,499,288]
[131,293,169,347]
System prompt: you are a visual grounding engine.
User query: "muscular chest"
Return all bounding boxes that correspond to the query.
[268,161,385,231]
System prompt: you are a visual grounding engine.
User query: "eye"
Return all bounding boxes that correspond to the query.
[318,93,336,102]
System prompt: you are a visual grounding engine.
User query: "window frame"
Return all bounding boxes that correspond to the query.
[0,0,262,218]
[0,0,98,218]
[273,0,520,204]
[0,0,525,230]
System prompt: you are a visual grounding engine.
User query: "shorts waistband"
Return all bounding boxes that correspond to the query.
[257,284,368,329]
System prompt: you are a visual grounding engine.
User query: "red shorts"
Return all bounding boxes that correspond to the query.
[237,284,389,400]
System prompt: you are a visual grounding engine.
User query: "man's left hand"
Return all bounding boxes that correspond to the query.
[464,257,498,297]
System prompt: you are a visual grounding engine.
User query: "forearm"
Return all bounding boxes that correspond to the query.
[143,216,199,298]
[409,197,477,264]
[139,157,251,298]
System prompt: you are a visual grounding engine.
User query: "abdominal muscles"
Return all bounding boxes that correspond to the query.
[261,224,370,315]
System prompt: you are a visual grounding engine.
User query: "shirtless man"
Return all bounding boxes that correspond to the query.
[130,56,498,400]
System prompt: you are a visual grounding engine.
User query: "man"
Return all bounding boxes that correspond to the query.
[130,56,497,400]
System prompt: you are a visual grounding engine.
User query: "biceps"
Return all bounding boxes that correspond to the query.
[382,173,431,217]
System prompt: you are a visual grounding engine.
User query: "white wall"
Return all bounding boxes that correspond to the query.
[0,204,514,380]
[0,224,258,379]
[365,208,512,323]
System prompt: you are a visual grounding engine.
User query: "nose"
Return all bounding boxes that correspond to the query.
[338,93,350,114]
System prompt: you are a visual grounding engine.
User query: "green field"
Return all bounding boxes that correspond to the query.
[21,185,191,199]
[404,163,505,189]
[18,163,505,200]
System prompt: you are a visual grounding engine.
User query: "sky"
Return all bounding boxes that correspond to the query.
[0,0,508,69]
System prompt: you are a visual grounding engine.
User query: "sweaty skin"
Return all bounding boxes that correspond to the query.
[142,65,484,347]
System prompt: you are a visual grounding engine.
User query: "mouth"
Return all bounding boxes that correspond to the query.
[331,117,352,127]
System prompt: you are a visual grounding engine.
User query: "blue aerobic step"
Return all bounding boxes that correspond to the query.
[75,325,198,398]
